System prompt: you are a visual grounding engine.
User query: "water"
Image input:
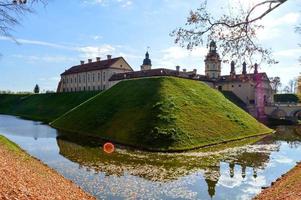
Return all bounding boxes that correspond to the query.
[0,114,301,200]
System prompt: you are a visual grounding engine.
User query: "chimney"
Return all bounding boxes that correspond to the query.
[80,60,85,65]
[88,59,92,63]
[96,57,101,62]
[230,61,236,76]
[107,55,112,60]
[242,62,247,75]
[254,63,258,74]
[176,66,180,72]
[183,69,187,72]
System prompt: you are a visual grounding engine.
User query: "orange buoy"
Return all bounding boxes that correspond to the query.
[103,142,115,154]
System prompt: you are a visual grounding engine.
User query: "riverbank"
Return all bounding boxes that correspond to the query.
[254,162,301,200]
[0,135,95,200]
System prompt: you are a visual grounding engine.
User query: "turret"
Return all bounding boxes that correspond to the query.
[230,61,236,76]
[141,51,152,71]
[254,63,258,74]
[205,40,221,79]
[242,62,247,75]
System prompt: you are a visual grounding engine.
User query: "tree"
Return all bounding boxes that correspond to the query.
[288,78,297,93]
[298,75,301,94]
[269,76,281,93]
[171,0,291,65]
[0,0,46,38]
[34,84,39,94]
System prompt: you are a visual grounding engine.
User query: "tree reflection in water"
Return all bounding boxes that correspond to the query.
[56,126,301,198]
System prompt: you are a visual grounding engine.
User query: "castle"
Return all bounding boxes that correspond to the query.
[57,41,274,119]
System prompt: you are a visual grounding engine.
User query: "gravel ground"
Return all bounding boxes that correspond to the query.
[0,138,96,200]
[254,162,301,200]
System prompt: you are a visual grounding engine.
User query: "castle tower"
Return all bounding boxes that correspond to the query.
[141,51,152,71]
[205,41,221,79]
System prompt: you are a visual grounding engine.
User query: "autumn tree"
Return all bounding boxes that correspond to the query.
[171,0,294,66]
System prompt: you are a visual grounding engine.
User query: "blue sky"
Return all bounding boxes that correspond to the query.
[0,0,300,92]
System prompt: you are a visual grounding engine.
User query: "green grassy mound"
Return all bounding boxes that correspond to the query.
[51,77,272,151]
[0,92,98,122]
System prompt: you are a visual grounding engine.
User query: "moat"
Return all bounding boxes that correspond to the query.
[0,114,301,200]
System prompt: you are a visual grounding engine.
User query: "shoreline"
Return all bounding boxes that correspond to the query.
[254,162,301,200]
[0,135,95,200]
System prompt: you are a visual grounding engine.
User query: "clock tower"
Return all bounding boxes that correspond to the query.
[205,41,221,79]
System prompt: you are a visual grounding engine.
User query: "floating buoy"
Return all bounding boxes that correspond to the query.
[103,142,115,154]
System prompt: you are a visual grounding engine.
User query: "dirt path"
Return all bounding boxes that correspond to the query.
[254,162,301,200]
[0,136,95,200]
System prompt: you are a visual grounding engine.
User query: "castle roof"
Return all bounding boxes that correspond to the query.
[109,68,213,82]
[218,73,269,83]
[61,57,132,76]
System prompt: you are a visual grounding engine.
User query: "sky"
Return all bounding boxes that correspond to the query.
[0,0,300,92]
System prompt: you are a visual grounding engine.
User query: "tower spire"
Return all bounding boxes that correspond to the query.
[141,48,152,71]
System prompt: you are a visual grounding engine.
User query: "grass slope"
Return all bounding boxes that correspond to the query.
[51,77,272,151]
[0,92,98,122]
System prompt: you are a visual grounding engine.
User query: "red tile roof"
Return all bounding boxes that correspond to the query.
[61,57,128,76]
[109,68,213,82]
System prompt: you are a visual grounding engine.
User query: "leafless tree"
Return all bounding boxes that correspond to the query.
[288,78,297,93]
[269,76,281,93]
[0,0,47,38]
[171,0,290,66]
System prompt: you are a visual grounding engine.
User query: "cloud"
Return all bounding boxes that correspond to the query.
[273,48,301,58]
[154,46,207,70]
[12,54,77,63]
[1,36,117,60]
[258,12,300,41]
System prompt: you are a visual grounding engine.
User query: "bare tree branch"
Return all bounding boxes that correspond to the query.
[0,0,47,39]
[171,0,288,66]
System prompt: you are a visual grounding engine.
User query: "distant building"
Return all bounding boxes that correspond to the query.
[57,55,133,92]
[57,42,274,119]
[141,51,152,71]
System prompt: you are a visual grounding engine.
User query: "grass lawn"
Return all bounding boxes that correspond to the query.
[0,92,98,123]
[51,77,272,151]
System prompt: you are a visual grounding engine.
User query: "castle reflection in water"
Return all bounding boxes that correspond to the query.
[56,126,301,199]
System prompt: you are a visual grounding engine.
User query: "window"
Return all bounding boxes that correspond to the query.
[239,84,241,87]
[232,85,234,88]
[88,74,90,82]
[79,76,81,83]
[103,72,106,81]
[98,73,100,81]
[93,86,95,91]
[98,86,101,90]
[84,86,86,91]
[88,86,90,91]
[93,74,95,82]
[120,65,123,68]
